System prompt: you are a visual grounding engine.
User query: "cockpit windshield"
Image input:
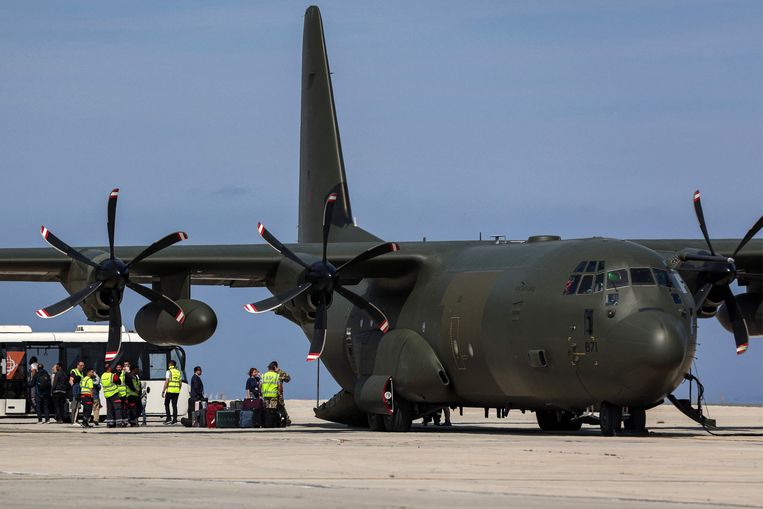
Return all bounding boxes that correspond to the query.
[606,269,629,289]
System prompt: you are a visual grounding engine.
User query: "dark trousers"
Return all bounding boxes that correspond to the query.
[36,393,51,422]
[126,395,139,424]
[52,392,67,422]
[106,396,123,427]
[164,392,179,422]
[81,395,93,424]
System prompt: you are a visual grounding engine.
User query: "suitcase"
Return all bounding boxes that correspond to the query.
[216,409,240,428]
[243,398,263,411]
[206,403,226,428]
[239,410,254,428]
[193,400,208,427]
[229,400,244,411]
[264,408,282,428]
[252,408,264,428]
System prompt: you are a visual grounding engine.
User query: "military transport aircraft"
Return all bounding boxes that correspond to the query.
[0,6,760,436]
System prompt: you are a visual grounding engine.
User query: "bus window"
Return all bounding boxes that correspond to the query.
[26,346,60,374]
[149,352,167,380]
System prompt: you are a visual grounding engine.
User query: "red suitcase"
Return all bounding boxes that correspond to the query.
[206,403,226,428]
[243,398,263,411]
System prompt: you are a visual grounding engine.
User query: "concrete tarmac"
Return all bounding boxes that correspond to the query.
[0,402,761,508]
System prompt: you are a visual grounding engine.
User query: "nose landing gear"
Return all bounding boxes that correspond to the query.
[599,403,649,436]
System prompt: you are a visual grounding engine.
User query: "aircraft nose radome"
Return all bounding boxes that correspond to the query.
[615,312,688,371]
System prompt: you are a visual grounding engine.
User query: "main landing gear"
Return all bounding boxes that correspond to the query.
[536,410,582,432]
[599,402,648,436]
[367,395,414,432]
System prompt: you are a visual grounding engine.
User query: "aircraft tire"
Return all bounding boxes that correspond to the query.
[599,402,622,436]
[383,397,413,432]
[536,410,582,432]
[367,413,386,432]
[624,408,647,431]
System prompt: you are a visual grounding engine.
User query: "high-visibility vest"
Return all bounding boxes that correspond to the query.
[125,374,140,397]
[80,376,94,397]
[70,368,83,387]
[261,370,280,399]
[118,372,127,398]
[101,371,119,398]
[167,368,182,394]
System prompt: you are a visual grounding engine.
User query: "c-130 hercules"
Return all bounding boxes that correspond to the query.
[1,6,760,435]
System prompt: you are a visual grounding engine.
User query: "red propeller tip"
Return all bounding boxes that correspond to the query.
[693,190,701,202]
[244,304,258,313]
[379,320,390,333]
[109,189,120,199]
[736,343,749,355]
[40,226,49,239]
[257,223,265,235]
[306,353,320,362]
[35,309,50,318]
[327,194,337,202]
[391,243,400,252]
[177,232,189,241]
[105,351,117,361]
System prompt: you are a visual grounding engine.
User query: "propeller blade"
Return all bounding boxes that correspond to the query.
[36,281,103,319]
[335,285,390,333]
[244,282,312,314]
[692,283,714,314]
[307,297,327,362]
[322,193,337,263]
[107,188,119,260]
[733,216,763,258]
[105,289,123,363]
[126,281,185,323]
[692,190,716,256]
[126,231,189,269]
[257,223,310,270]
[721,286,750,355]
[336,242,400,273]
[40,226,99,269]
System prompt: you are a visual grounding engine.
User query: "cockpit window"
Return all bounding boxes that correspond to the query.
[670,269,690,294]
[563,275,581,295]
[594,273,604,293]
[653,268,672,288]
[573,261,587,273]
[577,275,594,294]
[597,260,605,272]
[631,268,655,286]
[585,261,598,273]
[606,269,629,289]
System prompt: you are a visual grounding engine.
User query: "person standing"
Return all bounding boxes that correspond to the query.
[274,362,291,426]
[261,362,281,426]
[124,366,140,426]
[69,360,85,426]
[162,360,182,425]
[51,363,68,423]
[30,363,52,423]
[101,363,120,428]
[245,368,260,400]
[28,356,39,414]
[90,371,101,426]
[79,368,95,428]
[117,362,129,427]
[188,366,204,423]
[139,370,149,426]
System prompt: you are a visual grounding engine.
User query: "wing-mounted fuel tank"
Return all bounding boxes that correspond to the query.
[134,299,217,346]
[718,291,763,337]
[353,329,452,412]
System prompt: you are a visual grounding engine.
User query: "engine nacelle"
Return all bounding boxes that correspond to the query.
[717,293,763,337]
[134,299,217,346]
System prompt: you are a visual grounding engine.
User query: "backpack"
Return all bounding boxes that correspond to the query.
[37,371,51,392]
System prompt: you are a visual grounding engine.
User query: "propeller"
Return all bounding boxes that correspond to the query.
[689,189,762,355]
[245,192,399,362]
[36,188,189,362]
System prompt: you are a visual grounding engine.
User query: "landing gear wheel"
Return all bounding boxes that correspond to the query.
[383,397,413,432]
[599,402,622,436]
[536,410,582,432]
[624,407,647,433]
[367,413,386,432]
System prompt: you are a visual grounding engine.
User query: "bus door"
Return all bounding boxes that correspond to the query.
[2,344,27,415]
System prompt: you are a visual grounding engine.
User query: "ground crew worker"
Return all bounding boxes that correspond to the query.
[90,371,101,426]
[124,366,140,426]
[101,363,121,428]
[69,360,85,425]
[79,368,95,428]
[162,360,182,425]
[274,362,292,426]
[115,363,127,427]
[261,362,281,427]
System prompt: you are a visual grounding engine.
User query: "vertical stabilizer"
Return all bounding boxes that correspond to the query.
[298,6,380,244]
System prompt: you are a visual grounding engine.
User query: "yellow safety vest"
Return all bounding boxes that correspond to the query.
[125,374,139,397]
[70,368,84,388]
[80,376,94,397]
[261,370,280,399]
[101,372,119,398]
[118,372,127,398]
[167,368,182,394]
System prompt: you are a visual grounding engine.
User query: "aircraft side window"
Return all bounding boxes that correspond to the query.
[563,275,581,295]
[631,268,655,286]
[671,293,682,305]
[593,273,604,293]
[669,270,690,294]
[585,261,597,273]
[606,293,619,306]
[652,268,672,288]
[606,269,629,289]
[597,260,605,272]
[577,275,594,294]
[573,261,587,273]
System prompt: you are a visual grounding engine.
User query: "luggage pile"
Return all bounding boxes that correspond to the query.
[183,398,285,429]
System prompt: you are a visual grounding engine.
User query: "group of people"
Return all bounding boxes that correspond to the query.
[242,361,291,425]
[28,357,151,428]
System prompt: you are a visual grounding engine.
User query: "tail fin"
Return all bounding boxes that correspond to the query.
[298,6,380,244]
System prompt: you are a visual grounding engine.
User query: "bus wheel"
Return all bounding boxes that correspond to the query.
[383,397,413,432]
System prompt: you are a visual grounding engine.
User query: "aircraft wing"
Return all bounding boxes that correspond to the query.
[630,239,763,285]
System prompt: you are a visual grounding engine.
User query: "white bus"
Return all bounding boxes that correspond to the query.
[0,324,190,418]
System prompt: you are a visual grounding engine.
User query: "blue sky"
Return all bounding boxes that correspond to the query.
[0,1,761,404]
